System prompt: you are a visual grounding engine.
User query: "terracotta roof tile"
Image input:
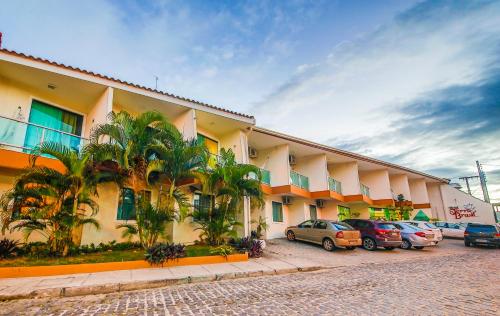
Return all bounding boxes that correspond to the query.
[0,48,255,120]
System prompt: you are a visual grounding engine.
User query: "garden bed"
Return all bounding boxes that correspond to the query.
[0,245,248,278]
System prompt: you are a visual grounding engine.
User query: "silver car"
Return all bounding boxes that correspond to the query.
[393,222,437,250]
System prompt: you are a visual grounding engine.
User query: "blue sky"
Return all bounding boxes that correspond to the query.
[0,0,499,202]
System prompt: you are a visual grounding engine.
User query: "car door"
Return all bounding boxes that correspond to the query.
[310,220,328,244]
[355,220,371,239]
[295,220,315,241]
[448,223,464,238]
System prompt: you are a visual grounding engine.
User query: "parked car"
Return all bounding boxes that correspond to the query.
[393,222,438,250]
[402,220,443,244]
[285,219,362,251]
[343,219,402,251]
[434,222,465,238]
[464,223,500,248]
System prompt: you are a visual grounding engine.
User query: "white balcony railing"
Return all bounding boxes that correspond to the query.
[0,114,87,153]
[328,177,342,194]
[360,183,370,197]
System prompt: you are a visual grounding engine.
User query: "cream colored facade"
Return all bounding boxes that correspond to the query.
[0,49,496,245]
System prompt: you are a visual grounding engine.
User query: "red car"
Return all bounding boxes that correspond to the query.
[343,219,402,250]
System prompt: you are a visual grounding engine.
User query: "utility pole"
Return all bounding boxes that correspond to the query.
[458,175,478,195]
[154,76,159,90]
[476,160,490,203]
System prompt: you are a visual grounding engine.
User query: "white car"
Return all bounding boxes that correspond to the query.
[434,222,465,239]
[402,221,443,244]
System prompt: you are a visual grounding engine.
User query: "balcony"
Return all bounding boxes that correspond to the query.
[0,115,87,153]
[328,177,342,194]
[249,168,271,185]
[290,170,309,190]
[360,183,370,197]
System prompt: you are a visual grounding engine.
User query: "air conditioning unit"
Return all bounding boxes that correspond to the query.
[288,154,297,165]
[316,199,325,208]
[282,195,293,205]
[248,146,258,158]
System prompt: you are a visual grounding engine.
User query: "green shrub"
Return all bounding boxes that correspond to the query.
[145,243,186,266]
[229,237,263,258]
[0,238,19,259]
[209,245,233,258]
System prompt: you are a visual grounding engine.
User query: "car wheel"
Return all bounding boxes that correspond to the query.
[414,246,424,250]
[362,237,376,251]
[346,246,356,250]
[322,238,335,251]
[384,247,395,250]
[464,241,470,247]
[400,239,412,250]
[286,230,296,241]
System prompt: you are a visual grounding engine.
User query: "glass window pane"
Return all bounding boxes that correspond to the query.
[272,201,283,222]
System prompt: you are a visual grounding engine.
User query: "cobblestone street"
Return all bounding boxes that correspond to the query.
[1,241,498,315]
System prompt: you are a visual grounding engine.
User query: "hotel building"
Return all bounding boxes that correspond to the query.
[0,49,495,243]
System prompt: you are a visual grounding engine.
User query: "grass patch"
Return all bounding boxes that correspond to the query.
[0,245,229,267]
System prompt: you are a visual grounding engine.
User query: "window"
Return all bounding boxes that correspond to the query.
[314,221,327,229]
[197,133,219,167]
[117,188,136,220]
[309,205,317,221]
[139,190,152,203]
[356,221,372,229]
[193,193,213,222]
[272,201,283,222]
[24,100,83,152]
[332,222,354,230]
[377,223,397,230]
[298,220,314,228]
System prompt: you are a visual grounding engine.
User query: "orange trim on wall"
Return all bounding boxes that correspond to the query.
[310,190,345,202]
[344,194,373,205]
[0,148,65,172]
[271,185,311,198]
[261,184,273,195]
[0,253,248,279]
[372,199,395,207]
[412,203,431,209]
[395,200,413,207]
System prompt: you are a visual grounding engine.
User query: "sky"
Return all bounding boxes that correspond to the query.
[0,0,499,202]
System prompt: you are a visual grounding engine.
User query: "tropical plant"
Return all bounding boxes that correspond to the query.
[117,199,175,249]
[145,131,207,224]
[209,245,233,258]
[251,216,269,239]
[145,242,186,266]
[87,110,177,207]
[0,142,102,256]
[0,238,19,259]
[194,148,265,245]
[229,236,263,258]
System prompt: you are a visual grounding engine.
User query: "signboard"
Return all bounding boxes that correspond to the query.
[449,203,477,219]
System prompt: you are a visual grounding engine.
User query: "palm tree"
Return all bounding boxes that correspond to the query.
[0,142,101,256]
[117,198,174,249]
[145,133,207,220]
[194,148,264,245]
[87,110,177,200]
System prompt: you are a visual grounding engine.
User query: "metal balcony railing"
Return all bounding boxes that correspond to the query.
[360,183,370,197]
[0,114,87,153]
[290,170,309,190]
[328,177,342,194]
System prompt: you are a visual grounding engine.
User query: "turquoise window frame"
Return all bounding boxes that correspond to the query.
[117,188,136,220]
[272,201,283,223]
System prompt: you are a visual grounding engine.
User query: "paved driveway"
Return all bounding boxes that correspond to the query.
[262,237,473,268]
[1,239,498,315]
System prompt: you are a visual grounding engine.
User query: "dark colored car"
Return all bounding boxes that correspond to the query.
[343,219,402,250]
[464,223,500,248]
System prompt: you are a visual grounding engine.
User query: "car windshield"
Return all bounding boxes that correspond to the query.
[377,223,397,230]
[424,223,438,229]
[331,222,354,230]
[467,225,497,233]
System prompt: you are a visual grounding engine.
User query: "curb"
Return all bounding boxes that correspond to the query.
[0,266,323,301]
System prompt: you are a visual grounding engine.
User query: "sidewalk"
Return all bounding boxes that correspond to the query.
[0,257,322,301]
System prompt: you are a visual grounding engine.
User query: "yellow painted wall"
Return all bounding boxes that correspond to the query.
[390,174,412,201]
[409,179,430,204]
[359,170,392,199]
[328,162,360,195]
[173,109,197,140]
[293,154,328,191]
